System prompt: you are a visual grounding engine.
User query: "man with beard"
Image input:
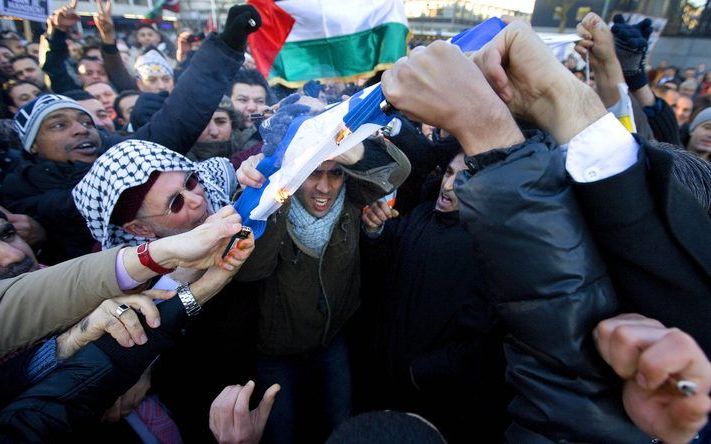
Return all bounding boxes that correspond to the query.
[10,56,45,89]
[234,96,411,444]
[0,5,262,263]
[357,152,507,442]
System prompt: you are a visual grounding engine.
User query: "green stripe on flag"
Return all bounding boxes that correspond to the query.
[269,22,408,85]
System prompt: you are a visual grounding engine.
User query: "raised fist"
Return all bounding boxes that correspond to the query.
[220,5,262,52]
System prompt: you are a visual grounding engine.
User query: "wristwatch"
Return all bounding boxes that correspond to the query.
[137,241,176,275]
[176,283,201,317]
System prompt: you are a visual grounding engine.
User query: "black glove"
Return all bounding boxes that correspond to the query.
[219,4,261,53]
[611,14,653,91]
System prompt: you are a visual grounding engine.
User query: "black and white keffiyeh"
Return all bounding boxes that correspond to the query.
[72,139,237,249]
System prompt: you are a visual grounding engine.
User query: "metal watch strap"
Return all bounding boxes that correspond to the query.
[176,283,201,317]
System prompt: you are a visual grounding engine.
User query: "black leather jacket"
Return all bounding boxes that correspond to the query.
[454,131,650,443]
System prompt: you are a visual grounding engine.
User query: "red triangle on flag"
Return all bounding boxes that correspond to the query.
[247,0,295,78]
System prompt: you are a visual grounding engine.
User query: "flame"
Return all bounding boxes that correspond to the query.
[275,188,290,204]
[335,127,351,145]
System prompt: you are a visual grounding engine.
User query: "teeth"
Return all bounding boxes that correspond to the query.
[315,198,327,205]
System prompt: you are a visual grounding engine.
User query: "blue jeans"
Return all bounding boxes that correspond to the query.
[255,335,352,444]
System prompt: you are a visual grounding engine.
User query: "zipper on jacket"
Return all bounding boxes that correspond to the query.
[318,210,351,346]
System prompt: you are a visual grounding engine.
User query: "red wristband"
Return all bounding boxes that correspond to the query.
[137,241,176,275]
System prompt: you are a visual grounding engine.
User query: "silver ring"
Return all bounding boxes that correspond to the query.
[115,303,131,317]
[248,18,256,27]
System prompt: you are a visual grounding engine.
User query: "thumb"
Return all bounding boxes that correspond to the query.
[140,289,176,300]
[212,220,242,241]
[257,384,280,422]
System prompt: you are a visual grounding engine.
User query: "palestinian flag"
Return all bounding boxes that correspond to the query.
[247,0,408,87]
[145,0,179,21]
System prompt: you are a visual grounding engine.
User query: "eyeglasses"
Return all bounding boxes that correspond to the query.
[137,172,200,218]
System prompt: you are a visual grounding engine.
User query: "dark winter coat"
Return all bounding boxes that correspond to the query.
[455,131,649,443]
[361,203,508,442]
[236,139,411,355]
[2,34,244,263]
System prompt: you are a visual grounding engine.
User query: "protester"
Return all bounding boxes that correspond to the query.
[72,139,259,441]
[234,95,410,443]
[381,17,711,443]
[10,56,44,88]
[134,49,174,94]
[112,89,139,129]
[0,207,259,441]
[85,81,118,118]
[0,31,23,57]
[1,4,260,263]
[358,152,507,442]
[187,96,240,162]
[0,3,709,443]
[0,205,249,356]
[687,108,711,160]
[2,80,41,114]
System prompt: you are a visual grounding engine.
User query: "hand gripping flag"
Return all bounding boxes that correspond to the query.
[234,18,509,239]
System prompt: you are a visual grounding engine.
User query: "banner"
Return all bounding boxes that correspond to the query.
[0,0,50,23]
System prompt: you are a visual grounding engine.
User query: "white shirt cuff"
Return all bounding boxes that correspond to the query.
[564,113,639,183]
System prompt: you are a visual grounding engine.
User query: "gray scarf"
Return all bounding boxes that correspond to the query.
[288,186,346,257]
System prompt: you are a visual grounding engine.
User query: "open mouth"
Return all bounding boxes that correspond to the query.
[313,197,330,212]
[71,141,98,155]
[437,192,455,209]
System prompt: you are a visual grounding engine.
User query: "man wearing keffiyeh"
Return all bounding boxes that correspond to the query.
[0,5,262,264]
[72,139,236,249]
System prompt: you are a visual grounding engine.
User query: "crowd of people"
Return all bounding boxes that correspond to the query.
[0,3,710,443]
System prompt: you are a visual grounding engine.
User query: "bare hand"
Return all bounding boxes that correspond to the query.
[219,229,255,273]
[93,0,115,44]
[176,31,192,62]
[150,206,245,270]
[236,154,265,190]
[102,367,152,422]
[574,12,618,70]
[210,381,280,444]
[51,0,80,33]
[595,314,711,444]
[473,18,607,143]
[0,206,46,247]
[574,12,625,106]
[190,232,255,306]
[56,291,174,359]
[362,200,399,232]
[381,41,523,155]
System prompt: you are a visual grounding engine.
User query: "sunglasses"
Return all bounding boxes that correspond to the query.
[138,172,200,218]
